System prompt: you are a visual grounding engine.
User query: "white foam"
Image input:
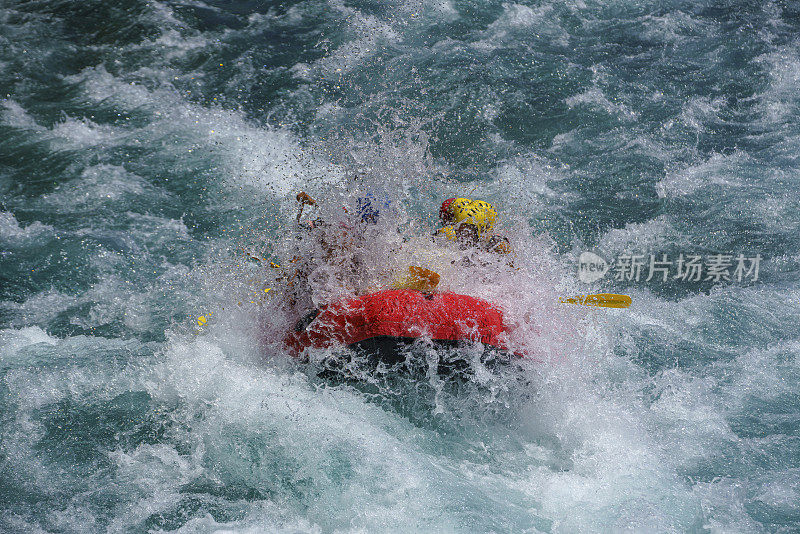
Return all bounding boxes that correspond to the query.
[146,336,469,531]
[171,502,322,534]
[69,65,341,199]
[472,2,569,50]
[0,211,53,243]
[293,0,402,79]
[565,86,638,122]
[648,367,738,462]
[153,30,209,59]
[639,10,709,45]
[1,99,43,130]
[105,443,201,531]
[692,477,763,531]
[43,505,99,534]
[2,97,125,152]
[754,47,800,125]
[506,340,703,530]
[679,96,727,136]
[426,0,459,21]
[40,165,152,208]
[0,250,202,336]
[0,326,58,360]
[493,155,565,200]
[754,469,800,513]
[50,115,123,150]
[1,289,77,330]
[598,215,686,255]
[656,151,749,198]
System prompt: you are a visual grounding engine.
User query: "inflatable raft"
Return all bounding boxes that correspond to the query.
[285,289,511,358]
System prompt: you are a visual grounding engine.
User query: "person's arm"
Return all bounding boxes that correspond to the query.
[295,191,316,224]
[485,234,512,254]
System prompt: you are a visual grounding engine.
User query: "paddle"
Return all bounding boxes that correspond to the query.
[296,191,316,224]
[391,268,629,309]
[559,293,632,309]
[391,266,441,293]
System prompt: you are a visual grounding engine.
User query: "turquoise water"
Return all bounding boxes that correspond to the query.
[2,0,800,531]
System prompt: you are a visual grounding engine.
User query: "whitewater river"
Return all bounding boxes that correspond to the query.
[2,0,800,531]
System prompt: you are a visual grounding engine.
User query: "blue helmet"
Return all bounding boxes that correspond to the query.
[356,192,391,224]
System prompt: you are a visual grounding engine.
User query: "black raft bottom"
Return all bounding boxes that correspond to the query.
[311,336,519,380]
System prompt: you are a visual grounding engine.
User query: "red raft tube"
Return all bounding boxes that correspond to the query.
[285,289,513,362]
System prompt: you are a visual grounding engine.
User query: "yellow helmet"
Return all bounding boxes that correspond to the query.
[445,198,497,232]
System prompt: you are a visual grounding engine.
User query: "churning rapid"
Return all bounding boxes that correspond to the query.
[2,0,800,531]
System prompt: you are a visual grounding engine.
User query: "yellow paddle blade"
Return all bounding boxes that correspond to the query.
[559,293,632,309]
[392,266,441,292]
